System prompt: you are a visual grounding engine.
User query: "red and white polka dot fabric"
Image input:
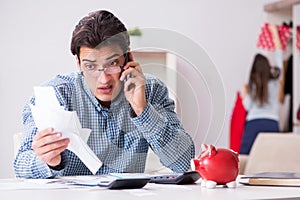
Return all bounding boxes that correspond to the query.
[278,24,291,51]
[257,23,275,51]
[296,26,300,51]
[257,23,291,51]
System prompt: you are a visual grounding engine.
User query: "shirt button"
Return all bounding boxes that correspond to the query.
[143,122,147,127]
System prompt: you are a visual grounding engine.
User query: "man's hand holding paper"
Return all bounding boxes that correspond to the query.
[30,86,102,174]
[32,127,69,168]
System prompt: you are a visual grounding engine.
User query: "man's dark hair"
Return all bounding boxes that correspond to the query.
[70,10,129,58]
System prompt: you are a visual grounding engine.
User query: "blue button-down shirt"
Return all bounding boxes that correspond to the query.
[14,72,195,178]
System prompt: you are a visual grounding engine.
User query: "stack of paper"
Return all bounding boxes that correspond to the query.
[30,86,102,174]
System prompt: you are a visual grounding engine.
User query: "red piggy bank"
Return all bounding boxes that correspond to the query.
[191,144,239,188]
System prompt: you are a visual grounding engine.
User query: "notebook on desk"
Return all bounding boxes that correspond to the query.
[239,172,300,187]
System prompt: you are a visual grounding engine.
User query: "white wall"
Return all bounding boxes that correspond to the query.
[0,0,268,178]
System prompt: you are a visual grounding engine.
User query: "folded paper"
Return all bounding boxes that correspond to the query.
[30,86,102,174]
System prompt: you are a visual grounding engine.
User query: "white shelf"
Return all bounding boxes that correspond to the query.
[264,0,300,12]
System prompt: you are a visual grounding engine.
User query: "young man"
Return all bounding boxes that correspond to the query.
[14,10,195,178]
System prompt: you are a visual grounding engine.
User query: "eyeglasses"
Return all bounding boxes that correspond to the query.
[81,53,129,78]
[82,61,123,78]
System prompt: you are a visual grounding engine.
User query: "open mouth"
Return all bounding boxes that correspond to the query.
[98,85,113,94]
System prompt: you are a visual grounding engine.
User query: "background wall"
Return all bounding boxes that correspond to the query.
[0,0,270,178]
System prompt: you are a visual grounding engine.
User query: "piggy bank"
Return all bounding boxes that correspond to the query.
[191,144,239,188]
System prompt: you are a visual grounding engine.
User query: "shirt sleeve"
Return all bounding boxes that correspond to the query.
[274,49,283,70]
[242,95,251,111]
[131,78,195,173]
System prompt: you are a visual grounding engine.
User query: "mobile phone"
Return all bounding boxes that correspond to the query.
[122,52,135,91]
[121,53,130,81]
[121,52,130,74]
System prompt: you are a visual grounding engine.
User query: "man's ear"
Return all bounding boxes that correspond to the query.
[75,55,81,71]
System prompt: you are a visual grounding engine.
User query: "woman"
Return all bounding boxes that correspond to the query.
[240,50,282,155]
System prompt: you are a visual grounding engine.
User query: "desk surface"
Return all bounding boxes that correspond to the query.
[1,179,300,200]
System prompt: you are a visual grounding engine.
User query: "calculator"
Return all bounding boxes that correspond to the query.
[98,178,150,189]
[149,171,201,184]
[97,173,151,189]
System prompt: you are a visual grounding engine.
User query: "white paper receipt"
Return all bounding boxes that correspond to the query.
[30,86,102,174]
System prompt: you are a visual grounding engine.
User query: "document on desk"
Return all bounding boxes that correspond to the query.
[0,179,91,190]
[30,86,102,174]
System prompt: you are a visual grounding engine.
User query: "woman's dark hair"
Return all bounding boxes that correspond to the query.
[248,53,280,106]
[70,10,129,59]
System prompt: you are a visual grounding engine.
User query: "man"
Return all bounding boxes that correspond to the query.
[14,10,195,178]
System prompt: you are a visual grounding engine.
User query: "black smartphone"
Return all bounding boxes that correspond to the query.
[121,52,130,73]
[122,52,135,91]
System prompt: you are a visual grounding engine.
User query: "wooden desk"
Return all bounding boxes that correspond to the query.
[0,180,300,200]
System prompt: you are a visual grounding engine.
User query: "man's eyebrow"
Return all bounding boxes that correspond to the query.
[81,53,121,62]
[106,53,121,60]
[82,59,96,62]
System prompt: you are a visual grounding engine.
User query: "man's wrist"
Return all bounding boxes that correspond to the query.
[132,102,147,116]
[48,151,68,171]
[48,162,65,171]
